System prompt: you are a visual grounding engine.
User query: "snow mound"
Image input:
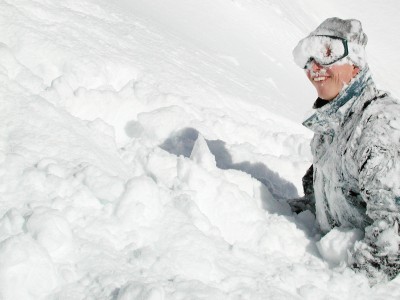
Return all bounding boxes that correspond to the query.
[1,0,400,299]
[317,227,363,266]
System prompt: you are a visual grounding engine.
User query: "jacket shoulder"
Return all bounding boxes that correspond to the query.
[357,92,400,149]
[361,92,400,123]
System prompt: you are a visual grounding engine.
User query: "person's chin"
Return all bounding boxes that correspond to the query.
[316,87,337,101]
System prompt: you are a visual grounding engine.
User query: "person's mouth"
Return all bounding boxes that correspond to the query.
[313,76,329,82]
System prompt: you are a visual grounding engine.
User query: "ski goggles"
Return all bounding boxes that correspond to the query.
[293,35,349,69]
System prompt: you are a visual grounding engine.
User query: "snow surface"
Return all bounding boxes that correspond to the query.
[1,0,400,299]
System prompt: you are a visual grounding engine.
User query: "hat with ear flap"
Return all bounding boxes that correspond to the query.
[308,17,368,68]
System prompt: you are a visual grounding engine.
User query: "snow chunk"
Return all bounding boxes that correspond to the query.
[26,209,74,262]
[146,147,178,188]
[0,209,25,241]
[317,227,363,266]
[375,222,400,256]
[0,235,58,299]
[114,176,164,229]
[296,210,317,234]
[138,106,193,142]
[190,134,216,171]
[117,282,165,300]
[78,165,125,203]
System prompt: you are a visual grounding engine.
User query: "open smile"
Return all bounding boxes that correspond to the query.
[313,76,330,82]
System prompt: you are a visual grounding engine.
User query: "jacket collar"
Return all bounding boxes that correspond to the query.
[302,65,376,135]
[313,97,330,109]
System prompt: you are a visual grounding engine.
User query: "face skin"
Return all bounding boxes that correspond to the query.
[306,60,360,100]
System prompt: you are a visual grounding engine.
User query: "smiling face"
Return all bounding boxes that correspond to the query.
[306,61,360,100]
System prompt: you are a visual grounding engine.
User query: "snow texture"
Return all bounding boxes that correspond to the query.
[1,0,400,299]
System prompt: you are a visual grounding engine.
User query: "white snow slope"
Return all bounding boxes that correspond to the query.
[1,0,400,299]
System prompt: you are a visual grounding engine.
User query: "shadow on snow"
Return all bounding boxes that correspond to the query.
[160,127,298,205]
[159,127,322,261]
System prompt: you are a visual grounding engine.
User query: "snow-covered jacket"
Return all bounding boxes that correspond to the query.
[303,66,400,283]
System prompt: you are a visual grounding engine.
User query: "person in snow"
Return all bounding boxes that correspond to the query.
[290,17,400,284]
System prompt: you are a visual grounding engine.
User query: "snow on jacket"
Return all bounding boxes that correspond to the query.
[303,65,400,283]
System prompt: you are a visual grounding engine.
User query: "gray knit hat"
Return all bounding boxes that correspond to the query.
[294,17,368,68]
[311,18,367,46]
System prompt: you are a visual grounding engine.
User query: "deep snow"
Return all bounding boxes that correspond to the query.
[1,0,400,299]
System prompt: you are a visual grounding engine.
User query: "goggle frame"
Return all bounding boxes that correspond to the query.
[303,35,349,69]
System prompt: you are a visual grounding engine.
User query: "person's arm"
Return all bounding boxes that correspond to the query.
[287,165,315,214]
[351,108,400,283]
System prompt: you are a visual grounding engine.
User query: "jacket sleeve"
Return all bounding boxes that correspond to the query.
[351,106,400,283]
[287,165,315,214]
[302,164,314,200]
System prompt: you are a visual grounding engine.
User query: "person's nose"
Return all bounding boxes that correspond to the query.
[310,60,323,72]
